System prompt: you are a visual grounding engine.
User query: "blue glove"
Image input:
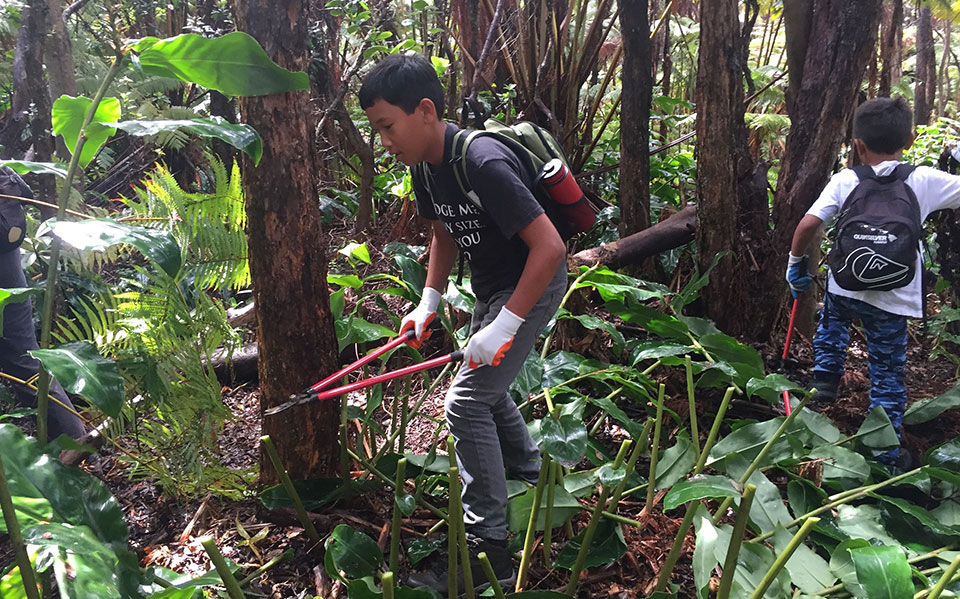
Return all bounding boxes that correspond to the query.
[785,254,812,298]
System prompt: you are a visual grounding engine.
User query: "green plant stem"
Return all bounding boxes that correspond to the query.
[347,447,447,521]
[599,510,645,527]
[238,550,290,587]
[646,385,666,510]
[654,502,700,592]
[685,355,700,461]
[712,395,810,524]
[200,537,246,599]
[382,571,395,599]
[693,387,736,475]
[564,439,631,595]
[35,51,125,445]
[540,265,599,360]
[542,459,557,565]
[0,458,40,599]
[588,388,623,438]
[478,552,507,599]
[453,473,475,599]
[260,436,321,544]
[517,368,620,411]
[748,517,819,599]
[390,458,407,574]
[609,421,652,506]
[641,359,662,377]
[750,467,924,544]
[717,484,757,599]
[556,462,575,539]
[919,553,960,599]
[517,454,551,591]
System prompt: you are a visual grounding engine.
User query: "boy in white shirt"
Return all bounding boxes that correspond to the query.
[786,96,960,465]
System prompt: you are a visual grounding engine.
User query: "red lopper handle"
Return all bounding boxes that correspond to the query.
[308,330,415,394]
[309,350,464,402]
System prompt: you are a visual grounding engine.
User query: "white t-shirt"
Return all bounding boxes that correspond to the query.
[806,160,960,317]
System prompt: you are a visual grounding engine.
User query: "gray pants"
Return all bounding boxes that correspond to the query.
[0,249,85,440]
[446,264,566,540]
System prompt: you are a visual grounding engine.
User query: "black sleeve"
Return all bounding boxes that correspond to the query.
[0,168,28,253]
[410,165,438,220]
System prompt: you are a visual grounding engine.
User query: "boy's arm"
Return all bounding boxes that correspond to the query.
[785,214,824,297]
[424,220,458,291]
[790,214,824,256]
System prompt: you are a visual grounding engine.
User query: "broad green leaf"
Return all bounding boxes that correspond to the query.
[111,118,263,164]
[723,454,792,533]
[698,333,764,385]
[933,499,960,527]
[654,437,697,490]
[809,446,870,488]
[553,519,626,570]
[540,414,587,468]
[794,408,842,445]
[324,524,383,580]
[707,418,798,467]
[855,407,900,450]
[0,288,41,332]
[328,273,364,288]
[406,537,443,566]
[829,539,871,597]
[26,522,126,599]
[613,303,690,342]
[396,492,416,516]
[849,545,913,599]
[697,512,787,599]
[771,525,836,593]
[507,484,580,532]
[29,341,123,417]
[904,382,960,425]
[541,351,610,388]
[746,374,805,405]
[692,509,719,599]
[573,267,667,305]
[338,242,372,265]
[51,96,121,168]
[627,340,692,365]
[929,439,960,472]
[336,317,395,352]
[557,311,625,353]
[663,475,739,510]
[835,504,900,546]
[0,161,68,178]
[510,350,544,400]
[562,469,600,498]
[0,564,30,599]
[135,33,309,96]
[786,479,828,521]
[870,493,960,538]
[46,218,182,277]
[586,394,644,438]
[260,478,379,511]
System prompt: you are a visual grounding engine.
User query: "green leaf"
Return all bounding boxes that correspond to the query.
[905,381,960,425]
[136,33,309,96]
[855,407,900,450]
[692,508,719,599]
[585,394,643,438]
[928,439,960,472]
[557,311,626,353]
[260,478,378,511]
[406,537,443,566]
[339,242,372,265]
[746,374,805,405]
[771,525,836,593]
[835,504,900,546]
[396,492,416,516]
[328,273,364,288]
[25,522,127,599]
[794,408,842,445]
[707,418,798,468]
[507,484,580,532]
[698,333,764,385]
[46,218,182,277]
[654,437,697,490]
[553,519,626,570]
[663,475,739,510]
[0,564,29,599]
[627,341,692,365]
[809,446,870,488]
[0,288,41,332]
[614,303,690,343]
[29,341,123,417]
[723,454,792,533]
[51,96,121,168]
[829,539,871,597]
[0,161,68,178]
[786,479,827,521]
[540,414,587,468]
[870,493,960,538]
[573,267,667,305]
[111,118,263,164]
[849,545,913,599]
[324,524,383,580]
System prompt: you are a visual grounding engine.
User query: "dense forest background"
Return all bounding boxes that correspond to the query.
[3,1,960,598]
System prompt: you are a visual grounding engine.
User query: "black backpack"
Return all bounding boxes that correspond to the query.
[828,164,922,291]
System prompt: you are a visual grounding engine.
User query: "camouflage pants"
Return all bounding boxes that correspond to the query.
[813,292,908,432]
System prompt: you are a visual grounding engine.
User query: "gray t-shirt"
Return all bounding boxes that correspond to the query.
[412,123,544,301]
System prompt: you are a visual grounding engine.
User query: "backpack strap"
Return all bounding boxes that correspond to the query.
[451,129,483,209]
[851,164,877,182]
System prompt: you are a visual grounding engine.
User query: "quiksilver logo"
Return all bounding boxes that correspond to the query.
[837,246,910,287]
[852,233,897,243]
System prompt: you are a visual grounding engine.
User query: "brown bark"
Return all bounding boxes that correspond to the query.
[764,0,882,338]
[44,0,75,99]
[877,0,902,97]
[572,205,695,269]
[915,6,935,125]
[695,0,768,338]
[230,0,341,485]
[618,0,651,238]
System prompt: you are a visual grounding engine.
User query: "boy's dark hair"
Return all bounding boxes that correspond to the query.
[358,54,445,119]
[852,96,913,154]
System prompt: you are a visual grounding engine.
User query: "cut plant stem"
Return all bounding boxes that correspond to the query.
[0,458,40,599]
[712,395,810,524]
[654,502,701,592]
[717,484,757,599]
[260,435,321,544]
[517,454,551,591]
[478,552,507,599]
[390,458,407,574]
[200,536,246,599]
[646,385,666,511]
[564,439,632,595]
[447,465,474,599]
[610,420,652,506]
[693,387,736,475]
[748,517,819,599]
[383,572,395,599]
[238,549,292,587]
[542,459,557,565]
[685,355,701,461]
[920,552,960,599]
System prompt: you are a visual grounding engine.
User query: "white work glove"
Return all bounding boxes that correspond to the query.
[463,307,525,368]
[400,287,442,349]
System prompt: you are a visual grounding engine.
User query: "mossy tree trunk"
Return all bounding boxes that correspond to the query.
[618,0,652,239]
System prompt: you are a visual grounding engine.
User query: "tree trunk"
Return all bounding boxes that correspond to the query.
[762,0,882,338]
[695,0,768,338]
[877,0,902,97]
[618,0,651,238]
[230,0,341,485]
[937,22,950,116]
[915,6,935,125]
[44,0,75,161]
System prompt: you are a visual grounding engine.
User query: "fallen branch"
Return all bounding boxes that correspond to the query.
[571,205,696,269]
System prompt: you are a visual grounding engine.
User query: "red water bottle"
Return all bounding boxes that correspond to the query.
[539,158,596,234]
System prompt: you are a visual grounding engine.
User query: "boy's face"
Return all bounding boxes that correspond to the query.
[365,98,433,166]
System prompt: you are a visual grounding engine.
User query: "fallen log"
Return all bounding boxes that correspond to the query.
[571,205,696,269]
[211,342,259,385]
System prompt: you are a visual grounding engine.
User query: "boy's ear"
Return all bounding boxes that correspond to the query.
[903,131,917,151]
[417,98,439,122]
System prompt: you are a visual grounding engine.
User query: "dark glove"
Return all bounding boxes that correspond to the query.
[785,254,812,298]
